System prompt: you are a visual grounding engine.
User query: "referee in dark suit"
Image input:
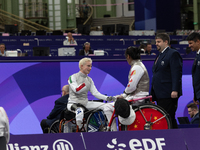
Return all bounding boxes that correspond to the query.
[151,33,182,129]
[187,32,200,127]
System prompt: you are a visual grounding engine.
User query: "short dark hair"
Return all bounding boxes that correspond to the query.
[139,44,146,49]
[0,43,5,46]
[186,32,200,42]
[146,43,152,46]
[155,33,170,45]
[187,103,198,110]
[125,46,140,60]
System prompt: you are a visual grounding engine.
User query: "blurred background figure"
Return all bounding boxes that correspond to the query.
[139,44,146,55]
[79,42,93,56]
[63,32,77,45]
[187,103,199,124]
[0,43,6,56]
[82,0,89,20]
[145,43,156,55]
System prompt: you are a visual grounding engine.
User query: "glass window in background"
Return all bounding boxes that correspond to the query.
[128,0,134,11]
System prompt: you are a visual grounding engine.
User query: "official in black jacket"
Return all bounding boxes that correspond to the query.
[187,32,200,127]
[151,33,182,128]
[40,85,69,133]
[79,42,93,56]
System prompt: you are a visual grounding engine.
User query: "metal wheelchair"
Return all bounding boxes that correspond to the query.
[48,103,108,133]
[106,96,172,132]
[48,96,171,133]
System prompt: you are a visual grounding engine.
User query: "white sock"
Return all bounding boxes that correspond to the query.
[76,120,82,129]
[76,107,84,129]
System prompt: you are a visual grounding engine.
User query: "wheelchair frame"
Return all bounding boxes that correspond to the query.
[107,96,172,131]
[48,108,107,133]
[48,96,172,133]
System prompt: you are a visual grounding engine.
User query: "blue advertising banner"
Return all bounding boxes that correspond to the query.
[181,128,200,150]
[8,128,199,150]
[83,130,187,150]
[8,133,85,150]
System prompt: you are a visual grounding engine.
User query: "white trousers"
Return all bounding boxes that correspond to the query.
[67,101,117,131]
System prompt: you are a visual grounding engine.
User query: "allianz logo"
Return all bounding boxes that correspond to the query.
[7,139,74,150]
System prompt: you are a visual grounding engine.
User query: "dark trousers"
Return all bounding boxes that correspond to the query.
[156,98,178,129]
[0,136,6,150]
[40,119,50,133]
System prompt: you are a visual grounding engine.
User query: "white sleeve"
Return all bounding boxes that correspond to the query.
[63,40,69,46]
[68,75,87,94]
[0,107,9,143]
[125,65,144,94]
[90,79,108,100]
[73,40,78,45]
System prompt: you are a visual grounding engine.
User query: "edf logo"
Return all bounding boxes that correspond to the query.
[53,139,74,150]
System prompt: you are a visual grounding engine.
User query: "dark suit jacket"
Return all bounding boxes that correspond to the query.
[192,54,200,100]
[46,94,69,126]
[191,112,199,124]
[151,47,182,100]
[79,49,93,56]
[145,51,152,55]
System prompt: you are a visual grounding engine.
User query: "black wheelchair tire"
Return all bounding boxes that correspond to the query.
[48,120,60,133]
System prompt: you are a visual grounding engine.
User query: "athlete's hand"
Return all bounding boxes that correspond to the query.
[107,96,116,102]
[115,95,123,99]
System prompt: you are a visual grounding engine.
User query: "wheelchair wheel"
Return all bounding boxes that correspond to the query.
[86,110,108,132]
[124,104,171,131]
[48,120,60,133]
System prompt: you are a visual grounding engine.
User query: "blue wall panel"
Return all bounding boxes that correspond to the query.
[0,58,195,135]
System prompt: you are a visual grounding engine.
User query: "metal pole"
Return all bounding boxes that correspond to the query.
[122,3,124,17]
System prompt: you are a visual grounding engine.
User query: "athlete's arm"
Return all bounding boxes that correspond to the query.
[68,75,87,94]
[125,65,144,94]
[90,79,108,100]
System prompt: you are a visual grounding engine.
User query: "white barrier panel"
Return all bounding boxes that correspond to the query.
[90,31,103,36]
[129,30,155,36]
